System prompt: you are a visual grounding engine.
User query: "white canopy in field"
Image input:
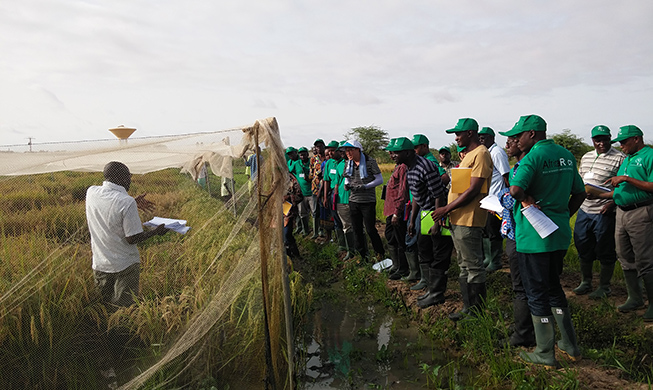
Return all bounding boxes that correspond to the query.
[0,117,281,179]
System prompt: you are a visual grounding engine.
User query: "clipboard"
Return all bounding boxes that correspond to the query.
[420,210,451,236]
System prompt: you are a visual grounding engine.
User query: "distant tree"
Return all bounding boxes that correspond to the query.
[344,125,389,159]
[550,129,593,163]
[448,142,461,163]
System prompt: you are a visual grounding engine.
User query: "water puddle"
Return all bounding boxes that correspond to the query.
[298,283,453,389]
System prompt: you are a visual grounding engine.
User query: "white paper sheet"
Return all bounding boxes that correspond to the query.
[144,217,191,234]
[480,194,505,214]
[521,206,558,239]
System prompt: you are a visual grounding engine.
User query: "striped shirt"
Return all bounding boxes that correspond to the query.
[578,147,625,214]
[407,155,445,211]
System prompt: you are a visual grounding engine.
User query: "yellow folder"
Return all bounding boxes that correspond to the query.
[451,168,472,193]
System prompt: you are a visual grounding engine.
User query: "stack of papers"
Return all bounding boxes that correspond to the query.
[480,195,505,214]
[144,217,191,234]
[521,206,558,238]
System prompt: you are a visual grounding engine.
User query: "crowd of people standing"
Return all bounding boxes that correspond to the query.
[282,115,652,369]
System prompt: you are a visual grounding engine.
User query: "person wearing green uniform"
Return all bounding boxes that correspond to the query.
[501,114,586,368]
[592,125,653,320]
[335,141,355,259]
[293,147,313,235]
[412,134,450,186]
[286,147,298,171]
[322,141,343,246]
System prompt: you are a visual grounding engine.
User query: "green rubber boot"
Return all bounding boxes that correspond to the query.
[551,307,582,362]
[519,315,558,369]
[411,263,429,291]
[301,216,311,236]
[588,262,614,300]
[335,228,347,253]
[403,249,421,282]
[310,217,319,239]
[641,273,653,322]
[342,231,355,261]
[618,269,645,313]
[572,261,593,295]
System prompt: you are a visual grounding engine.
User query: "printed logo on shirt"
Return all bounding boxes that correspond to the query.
[542,158,575,175]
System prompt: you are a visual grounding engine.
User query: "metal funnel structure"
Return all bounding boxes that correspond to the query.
[109,125,136,140]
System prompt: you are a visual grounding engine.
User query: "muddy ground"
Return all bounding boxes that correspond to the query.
[386,267,652,390]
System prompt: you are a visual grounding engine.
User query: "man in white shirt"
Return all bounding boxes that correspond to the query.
[479,127,510,272]
[86,161,168,308]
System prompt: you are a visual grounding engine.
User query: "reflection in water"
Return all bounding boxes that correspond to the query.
[299,285,447,389]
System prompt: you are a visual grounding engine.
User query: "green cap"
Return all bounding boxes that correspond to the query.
[438,146,451,154]
[285,146,298,154]
[383,138,396,151]
[612,125,643,143]
[386,137,414,152]
[326,140,339,149]
[498,114,546,136]
[591,125,611,138]
[314,139,325,145]
[337,140,347,150]
[445,118,479,133]
[298,147,308,153]
[457,145,467,152]
[411,134,429,146]
[479,127,495,136]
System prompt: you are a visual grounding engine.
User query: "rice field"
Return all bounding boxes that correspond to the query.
[0,167,303,389]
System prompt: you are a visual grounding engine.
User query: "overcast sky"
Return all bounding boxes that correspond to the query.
[1,0,652,150]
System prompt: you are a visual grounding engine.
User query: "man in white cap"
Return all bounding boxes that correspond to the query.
[342,140,385,260]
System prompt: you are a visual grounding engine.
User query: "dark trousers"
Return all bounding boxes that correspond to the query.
[573,208,617,266]
[349,201,384,258]
[385,215,407,266]
[506,238,527,301]
[284,217,296,248]
[518,250,568,316]
[418,233,453,272]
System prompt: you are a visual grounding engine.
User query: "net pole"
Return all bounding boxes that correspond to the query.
[256,123,276,390]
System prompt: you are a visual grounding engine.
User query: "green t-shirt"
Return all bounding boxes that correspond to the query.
[289,160,312,196]
[613,146,653,207]
[511,139,585,253]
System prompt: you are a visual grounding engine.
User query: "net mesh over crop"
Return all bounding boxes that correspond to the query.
[0,117,295,389]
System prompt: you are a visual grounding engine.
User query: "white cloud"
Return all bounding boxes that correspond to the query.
[0,0,652,149]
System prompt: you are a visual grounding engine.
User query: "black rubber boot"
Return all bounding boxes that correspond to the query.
[468,282,487,316]
[417,269,447,308]
[449,277,470,321]
[403,249,421,282]
[411,263,429,291]
[510,298,535,347]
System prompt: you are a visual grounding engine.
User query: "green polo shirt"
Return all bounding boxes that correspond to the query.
[324,159,339,190]
[511,139,585,253]
[336,159,350,204]
[289,160,312,197]
[424,152,446,176]
[613,146,653,207]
